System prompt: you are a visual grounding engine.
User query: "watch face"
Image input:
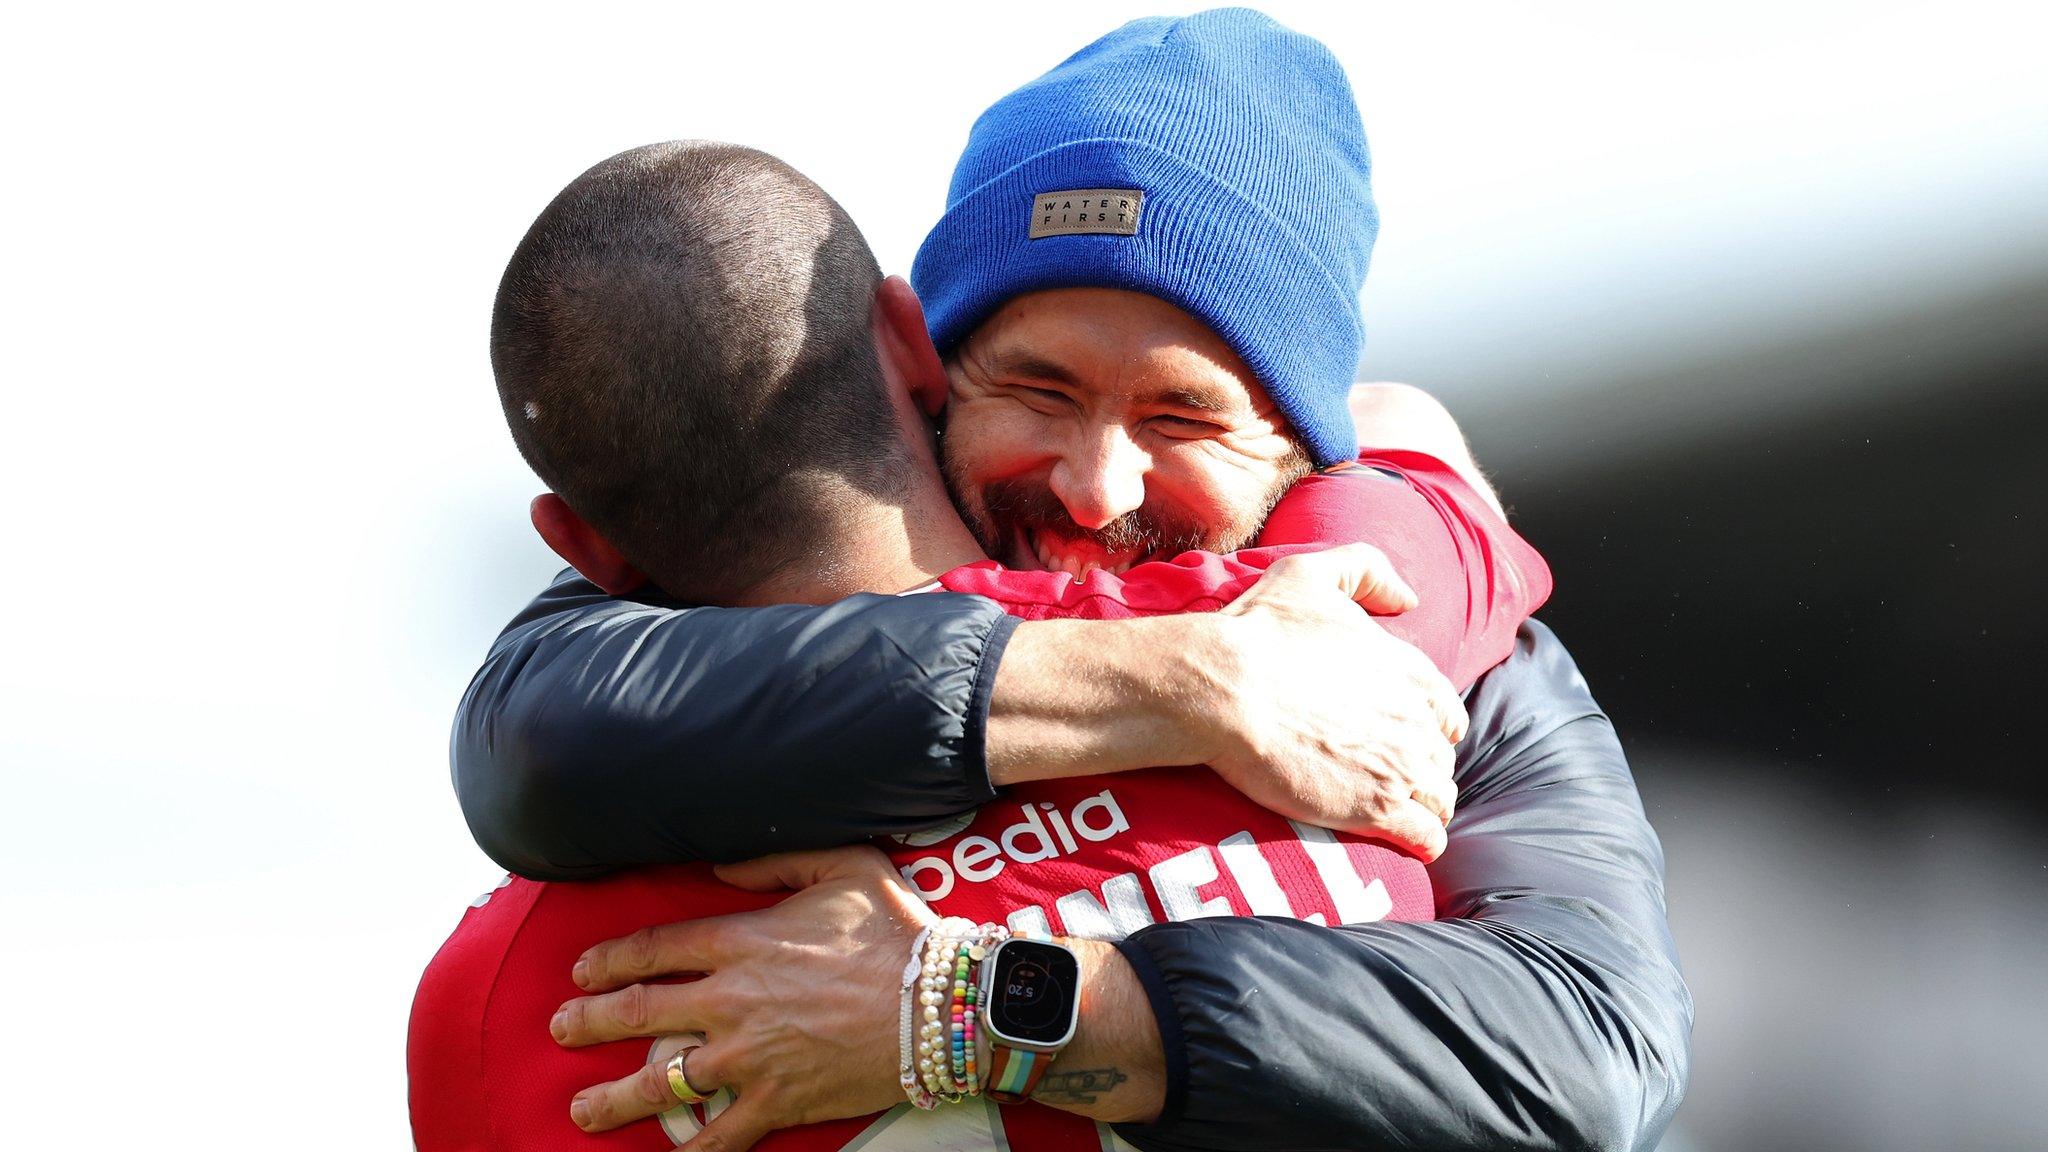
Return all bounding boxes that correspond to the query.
[985,939,1079,1046]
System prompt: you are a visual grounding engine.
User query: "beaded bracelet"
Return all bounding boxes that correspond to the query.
[921,927,970,1100]
[903,918,1008,1107]
[949,939,982,1088]
[919,935,953,1100]
[906,917,978,1107]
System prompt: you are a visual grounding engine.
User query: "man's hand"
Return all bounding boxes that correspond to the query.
[549,846,932,1149]
[1201,544,1467,860]
[989,543,1465,862]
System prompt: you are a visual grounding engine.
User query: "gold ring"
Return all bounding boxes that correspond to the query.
[665,1045,713,1105]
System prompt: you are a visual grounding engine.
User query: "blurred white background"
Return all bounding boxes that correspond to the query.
[1,2,2041,1148]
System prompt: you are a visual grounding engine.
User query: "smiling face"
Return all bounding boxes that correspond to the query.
[940,288,1311,577]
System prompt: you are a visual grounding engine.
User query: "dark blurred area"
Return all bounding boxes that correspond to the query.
[1454,270,2048,1150]
[1494,272,2046,795]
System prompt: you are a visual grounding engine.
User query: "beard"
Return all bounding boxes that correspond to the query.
[940,429,1308,574]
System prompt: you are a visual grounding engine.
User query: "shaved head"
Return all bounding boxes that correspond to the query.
[491,142,901,601]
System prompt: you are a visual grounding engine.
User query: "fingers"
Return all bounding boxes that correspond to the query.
[1418,666,1469,744]
[1397,681,1459,824]
[1386,641,1468,745]
[576,919,737,991]
[1335,544,1420,615]
[680,1095,777,1152]
[1364,798,1450,864]
[569,1043,737,1135]
[1440,693,1470,745]
[1268,544,1418,614]
[712,845,894,893]
[1409,767,1457,828]
[564,1043,779,1152]
[570,1058,693,1133]
[553,979,717,1047]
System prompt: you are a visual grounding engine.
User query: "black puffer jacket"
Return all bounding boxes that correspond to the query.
[451,572,1690,1151]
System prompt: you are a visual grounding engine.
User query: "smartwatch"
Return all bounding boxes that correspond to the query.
[976,934,1081,1103]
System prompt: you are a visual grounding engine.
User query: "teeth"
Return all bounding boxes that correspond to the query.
[1019,529,1144,579]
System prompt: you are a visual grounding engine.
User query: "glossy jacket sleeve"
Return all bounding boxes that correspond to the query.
[1111,620,1693,1152]
[451,570,1020,880]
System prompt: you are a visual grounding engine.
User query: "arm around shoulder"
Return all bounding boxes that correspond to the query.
[452,571,1019,878]
[1107,621,1692,1152]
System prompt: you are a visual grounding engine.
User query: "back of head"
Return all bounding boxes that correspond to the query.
[492,142,898,602]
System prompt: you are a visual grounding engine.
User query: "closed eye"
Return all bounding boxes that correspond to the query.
[1005,383,1075,412]
[1148,413,1227,438]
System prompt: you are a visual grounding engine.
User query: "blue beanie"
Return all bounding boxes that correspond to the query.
[912,8,1376,468]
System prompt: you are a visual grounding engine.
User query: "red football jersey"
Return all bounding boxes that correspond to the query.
[408,452,1551,1151]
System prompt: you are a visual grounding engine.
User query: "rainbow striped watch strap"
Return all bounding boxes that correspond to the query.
[986,1043,1051,1103]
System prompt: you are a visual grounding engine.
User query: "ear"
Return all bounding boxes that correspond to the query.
[530,493,646,595]
[872,275,950,417]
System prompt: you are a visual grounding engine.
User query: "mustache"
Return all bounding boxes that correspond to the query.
[978,477,1209,559]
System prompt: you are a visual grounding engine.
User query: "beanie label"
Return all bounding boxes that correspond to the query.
[1028,188,1144,239]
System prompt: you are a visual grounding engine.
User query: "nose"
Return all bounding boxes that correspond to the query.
[1049,423,1149,530]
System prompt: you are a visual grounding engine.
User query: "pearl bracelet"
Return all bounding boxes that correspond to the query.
[902,917,1008,1107]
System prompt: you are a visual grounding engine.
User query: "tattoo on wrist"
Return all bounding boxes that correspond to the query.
[1031,1067,1128,1104]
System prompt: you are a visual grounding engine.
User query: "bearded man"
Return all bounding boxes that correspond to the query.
[424,11,1689,1152]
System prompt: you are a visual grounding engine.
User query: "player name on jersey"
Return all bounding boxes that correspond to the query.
[655,780,1426,1150]
[887,778,1416,943]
